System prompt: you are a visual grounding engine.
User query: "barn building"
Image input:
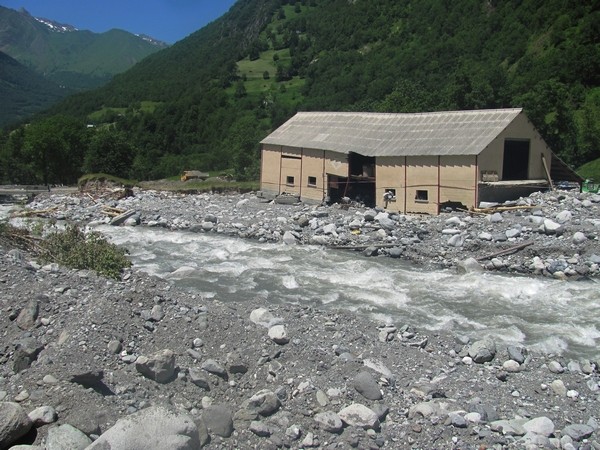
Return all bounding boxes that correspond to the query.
[260,108,580,214]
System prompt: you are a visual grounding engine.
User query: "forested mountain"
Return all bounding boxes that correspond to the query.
[0,50,67,126]
[0,6,167,92]
[1,0,598,185]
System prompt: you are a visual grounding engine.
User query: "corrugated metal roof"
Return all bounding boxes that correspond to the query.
[261,109,523,157]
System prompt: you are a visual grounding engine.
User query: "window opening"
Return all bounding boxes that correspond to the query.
[286,176,295,186]
[307,176,317,187]
[415,190,428,202]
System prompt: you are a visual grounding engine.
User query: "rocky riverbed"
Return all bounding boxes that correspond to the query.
[0,187,599,449]
[16,185,600,279]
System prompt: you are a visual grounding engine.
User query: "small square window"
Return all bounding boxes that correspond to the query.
[307,176,317,187]
[286,176,295,186]
[415,190,428,202]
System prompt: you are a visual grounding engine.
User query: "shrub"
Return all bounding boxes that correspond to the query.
[38,225,131,279]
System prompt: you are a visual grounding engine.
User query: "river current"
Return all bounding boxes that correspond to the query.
[93,225,600,360]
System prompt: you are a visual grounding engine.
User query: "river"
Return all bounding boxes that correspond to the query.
[96,225,600,360]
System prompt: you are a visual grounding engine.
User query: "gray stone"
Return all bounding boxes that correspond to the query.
[88,406,201,450]
[409,401,448,419]
[13,338,44,373]
[505,228,521,239]
[523,416,554,437]
[563,424,594,441]
[338,403,380,430]
[16,299,39,330]
[202,405,234,438]
[542,219,563,235]
[572,231,588,244]
[268,324,289,345]
[189,368,211,390]
[201,359,228,379]
[447,234,465,247]
[135,349,176,383]
[249,421,272,437]
[0,402,33,449]
[28,406,57,427]
[457,257,483,273]
[245,390,281,417]
[507,345,525,364]
[107,340,122,354]
[550,379,567,396]
[490,419,526,436]
[378,217,396,230]
[353,371,382,400]
[468,339,496,363]
[478,232,493,241]
[489,212,503,223]
[450,413,467,428]
[314,411,343,433]
[46,424,92,450]
[548,361,564,373]
[468,402,498,423]
[249,308,276,328]
[150,305,165,322]
[282,231,297,245]
[555,210,572,224]
[502,360,521,372]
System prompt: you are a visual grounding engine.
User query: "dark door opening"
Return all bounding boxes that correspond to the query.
[503,139,530,180]
[347,152,376,206]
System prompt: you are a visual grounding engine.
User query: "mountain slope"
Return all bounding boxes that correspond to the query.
[0,6,168,90]
[2,0,598,184]
[0,50,67,127]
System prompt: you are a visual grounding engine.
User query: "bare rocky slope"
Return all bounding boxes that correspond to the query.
[0,187,599,449]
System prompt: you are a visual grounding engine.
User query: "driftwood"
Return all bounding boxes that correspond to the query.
[328,243,402,250]
[102,206,126,217]
[11,206,58,218]
[472,205,536,214]
[475,241,534,262]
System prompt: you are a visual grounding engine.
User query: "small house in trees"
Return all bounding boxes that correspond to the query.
[259,108,581,214]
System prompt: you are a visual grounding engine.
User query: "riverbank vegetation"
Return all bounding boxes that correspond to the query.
[0,221,131,279]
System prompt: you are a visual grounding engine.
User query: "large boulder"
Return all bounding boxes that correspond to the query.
[0,402,33,449]
[338,403,380,430]
[468,339,496,363]
[135,349,176,383]
[46,424,92,450]
[353,371,382,400]
[88,406,202,450]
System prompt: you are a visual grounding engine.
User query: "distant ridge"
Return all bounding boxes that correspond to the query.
[0,5,167,91]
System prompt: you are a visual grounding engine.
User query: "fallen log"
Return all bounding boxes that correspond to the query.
[11,206,58,218]
[328,242,402,250]
[475,241,534,262]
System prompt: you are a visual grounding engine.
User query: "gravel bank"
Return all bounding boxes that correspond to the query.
[21,186,600,279]
[0,187,599,449]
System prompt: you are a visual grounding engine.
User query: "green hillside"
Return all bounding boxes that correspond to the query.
[0,50,68,127]
[1,0,598,185]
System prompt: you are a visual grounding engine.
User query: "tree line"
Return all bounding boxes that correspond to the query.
[1,0,598,184]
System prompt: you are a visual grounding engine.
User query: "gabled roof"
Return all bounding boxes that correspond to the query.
[261,109,523,157]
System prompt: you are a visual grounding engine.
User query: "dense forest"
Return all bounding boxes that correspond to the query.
[0,0,598,185]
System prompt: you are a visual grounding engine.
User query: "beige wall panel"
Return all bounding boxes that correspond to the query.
[260,147,281,194]
[281,146,302,157]
[405,156,438,214]
[324,151,348,177]
[439,155,477,208]
[478,113,552,181]
[302,148,326,202]
[375,156,405,212]
[280,156,301,195]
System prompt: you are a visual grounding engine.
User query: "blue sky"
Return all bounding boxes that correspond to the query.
[0,0,237,44]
